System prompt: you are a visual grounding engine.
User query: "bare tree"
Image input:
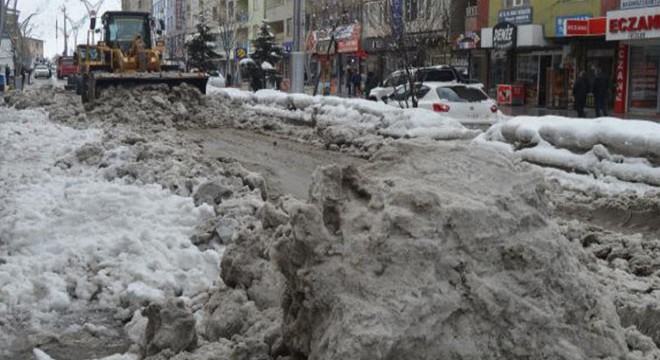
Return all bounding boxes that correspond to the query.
[0,0,10,39]
[211,0,249,79]
[367,0,452,107]
[6,1,38,79]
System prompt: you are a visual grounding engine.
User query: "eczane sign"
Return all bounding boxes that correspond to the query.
[606,7,660,41]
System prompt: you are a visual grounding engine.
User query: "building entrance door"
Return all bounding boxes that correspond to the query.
[538,55,552,107]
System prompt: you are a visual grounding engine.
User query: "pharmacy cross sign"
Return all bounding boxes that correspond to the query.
[493,21,517,50]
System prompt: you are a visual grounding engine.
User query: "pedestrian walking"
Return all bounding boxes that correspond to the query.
[5,65,9,82]
[346,68,354,97]
[364,71,379,99]
[572,71,590,118]
[352,70,362,97]
[592,68,609,117]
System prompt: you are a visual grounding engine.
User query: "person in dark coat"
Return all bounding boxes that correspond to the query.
[572,71,590,118]
[364,71,378,99]
[592,68,609,117]
[346,68,354,97]
[5,65,9,82]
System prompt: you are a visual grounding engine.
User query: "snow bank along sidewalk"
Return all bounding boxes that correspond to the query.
[479,115,660,187]
[209,88,480,142]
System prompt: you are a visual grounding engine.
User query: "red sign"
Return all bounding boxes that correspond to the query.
[590,18,606,34]
[566,18,606,36]
[614,44,628,113]
[609,15,660,33]
[566,20,589,35]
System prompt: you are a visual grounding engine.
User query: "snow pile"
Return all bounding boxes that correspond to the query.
[272,141,660,359]
[481,116,660,186]
[0,107,223,355]
[208,88,479,145]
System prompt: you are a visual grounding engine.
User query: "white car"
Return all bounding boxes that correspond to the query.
[368,70,408,101]
[33,65,51,79]
[368,65,485,102]
[388,82,499,123]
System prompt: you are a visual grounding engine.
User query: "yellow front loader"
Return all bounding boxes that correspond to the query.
[80,11,208,103]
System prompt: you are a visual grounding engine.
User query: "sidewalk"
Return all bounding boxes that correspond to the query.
[499,105,660,123]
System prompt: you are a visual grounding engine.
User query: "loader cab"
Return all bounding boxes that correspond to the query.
[102,12,152,52]
[75,45,101,65]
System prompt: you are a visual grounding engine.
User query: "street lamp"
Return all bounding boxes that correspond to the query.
[80,0,105,42]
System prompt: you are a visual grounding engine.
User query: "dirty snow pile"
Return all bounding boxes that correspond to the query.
[208,88,479,147]
[480,116,660,186]
[4,85,660,360]
[0,93,283,359]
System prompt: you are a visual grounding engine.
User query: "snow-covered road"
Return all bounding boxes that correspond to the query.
[2,84,660,360]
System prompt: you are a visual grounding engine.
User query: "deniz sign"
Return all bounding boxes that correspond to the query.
[607,7,660,41]
[493,22,517,50]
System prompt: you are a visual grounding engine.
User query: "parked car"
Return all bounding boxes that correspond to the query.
[387,82,499,123]
[368,65,484,101]
[33,64,51,79]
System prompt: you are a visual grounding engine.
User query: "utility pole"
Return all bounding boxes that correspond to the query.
[290,0,305,93]
[62,6,69,56]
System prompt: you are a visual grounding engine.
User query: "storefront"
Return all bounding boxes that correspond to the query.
[482,22,548,103]
[607,5,660,114]
[308,23,362,96]
[551,17,613,109]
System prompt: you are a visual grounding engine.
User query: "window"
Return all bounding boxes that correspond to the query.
[516,54,539,85]
[286,18,292,36]
[416,69,457,82]
[436,86,488,102]
[405,0,418,21]
[364,1,385,29]
[213,6,218,20]
[253,0,259,10]
[504,0,529,7]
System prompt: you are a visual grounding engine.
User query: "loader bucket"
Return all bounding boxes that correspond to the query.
[81,72,209,103]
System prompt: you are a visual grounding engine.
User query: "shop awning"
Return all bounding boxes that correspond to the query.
[480,24,547,48]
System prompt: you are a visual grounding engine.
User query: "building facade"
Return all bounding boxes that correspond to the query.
[478,0,618,108]
[606,2,660,115]
[122,0,154,12]
[152,0,187,64]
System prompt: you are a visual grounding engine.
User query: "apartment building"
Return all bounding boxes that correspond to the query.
[121,0,154,12]
[152,0,187,63]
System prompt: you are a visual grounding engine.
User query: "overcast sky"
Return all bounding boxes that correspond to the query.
[17,0,121,58]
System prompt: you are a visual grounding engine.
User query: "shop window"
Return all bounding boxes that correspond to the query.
[629,46,660,111]
[516,55,539,85]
